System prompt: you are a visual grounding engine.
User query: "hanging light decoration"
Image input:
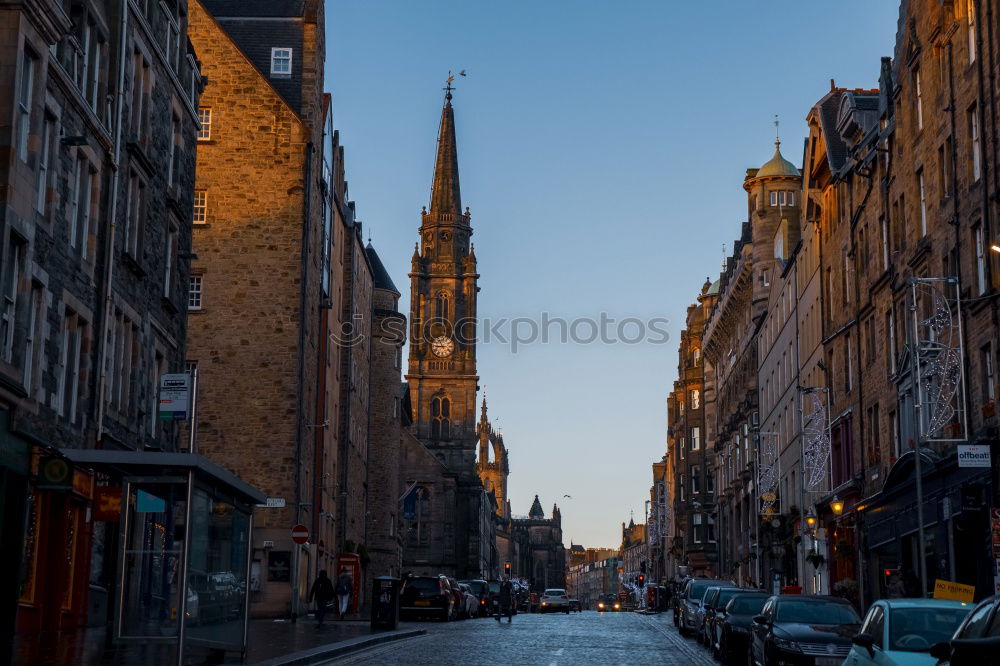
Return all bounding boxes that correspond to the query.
[915,282,963,440]
[802,392,831,489]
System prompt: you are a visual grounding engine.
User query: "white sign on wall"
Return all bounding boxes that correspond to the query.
[957,444,991,468]
[158,373,190,421]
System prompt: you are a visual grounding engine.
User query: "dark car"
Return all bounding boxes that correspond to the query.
[400,575,454,621]
[700,587,746,647]
[750,594,861,666]
[459,579,490,617]
[597,593,621,612]
[679,578,734,637]
[715,592,768,665]
[930,594,1000,665]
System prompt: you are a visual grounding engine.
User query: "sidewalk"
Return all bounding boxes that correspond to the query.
[12,617,422,665]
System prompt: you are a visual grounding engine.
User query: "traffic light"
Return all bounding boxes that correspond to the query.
[882,568,897,588]
[637,574,645,588]
[504,561,511,576]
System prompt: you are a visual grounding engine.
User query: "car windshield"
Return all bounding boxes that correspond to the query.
[889,607,970,652]
[464,581,487,595]
[776,600,861,624]
[488,582,500,594]
[728,595,769,614]
[405,578,440,593]
[544,589,565,596]
[713,589,742,609]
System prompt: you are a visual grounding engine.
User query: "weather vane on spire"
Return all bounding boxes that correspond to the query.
[444,69,467,101]
[774,114,780,146]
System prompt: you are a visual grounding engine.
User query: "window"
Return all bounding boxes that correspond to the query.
[970,105,982,182]
[842,251,850,306]
[106,309,137,413]
[124,170,146,258]
[845,338,853,392]
[693,513,703,543]
[167,113,180,186]
[431,395,450,439]
[130,49,152,143]
[36,114,55,213]
[197,108,211,140]
[983,343,996,404]
[691,467,701,494]
[17,47,36,163]
[270,48,292,76]
[679,474,686,501]
[690,389,700,410]
[968,0,977,64]
[879,214,889,269]
[917,169,927,236]
[770,191,777,206]
[974,224,987,295]
[786,191,795,206]
[23,282,45,396]
[79,18,104,112]
[939,138,953,199]
[1,235,26,363]
[70,155,95,259]
[434,291,450,322]
[163,224,178,299]
[691,426,700,451]
[915,68,924,131]
[188,275,202,310]
[679,436,685,460]
[887,310,897,374]
[192,190,207,225]
[56,309,88,422]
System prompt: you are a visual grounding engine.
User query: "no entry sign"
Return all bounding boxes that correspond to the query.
[291,524,309,545]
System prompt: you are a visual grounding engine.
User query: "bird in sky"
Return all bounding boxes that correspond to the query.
[563,494,572,499]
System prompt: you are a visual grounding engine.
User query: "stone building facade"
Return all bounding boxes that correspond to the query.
[0,0,201,651]
[508,496,566,591]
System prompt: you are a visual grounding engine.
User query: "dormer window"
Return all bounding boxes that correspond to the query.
[270,48,292,77]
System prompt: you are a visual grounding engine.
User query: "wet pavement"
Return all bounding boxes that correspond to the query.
[329,611,717,665]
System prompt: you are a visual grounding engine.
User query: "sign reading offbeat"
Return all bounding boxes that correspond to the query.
[158,373,191,421]
[957,444,991,468]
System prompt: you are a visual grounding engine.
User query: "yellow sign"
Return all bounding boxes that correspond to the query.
[933,579,975,602]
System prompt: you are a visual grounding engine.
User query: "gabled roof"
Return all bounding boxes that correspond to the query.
[201,0,305,113]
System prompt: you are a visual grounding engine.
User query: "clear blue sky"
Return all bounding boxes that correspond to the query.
[325,1,901,549]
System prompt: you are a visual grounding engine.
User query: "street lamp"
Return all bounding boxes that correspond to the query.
[805,510,818,530]
[830,496,844,516]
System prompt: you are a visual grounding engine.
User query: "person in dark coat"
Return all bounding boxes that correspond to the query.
[308,570,335,626]
[495,577,513,623]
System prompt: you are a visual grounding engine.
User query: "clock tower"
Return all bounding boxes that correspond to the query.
[407,84,480,474]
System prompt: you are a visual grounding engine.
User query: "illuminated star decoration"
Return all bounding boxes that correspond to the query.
[802,392,831,489]
[758,432,779,516]
[916,283,962,439]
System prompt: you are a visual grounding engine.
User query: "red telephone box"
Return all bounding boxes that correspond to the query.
[335,552,362,613]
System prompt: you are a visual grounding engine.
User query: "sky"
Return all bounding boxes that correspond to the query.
[325,1,902,549]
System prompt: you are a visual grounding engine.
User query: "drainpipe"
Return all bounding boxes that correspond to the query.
[94,0,130,446]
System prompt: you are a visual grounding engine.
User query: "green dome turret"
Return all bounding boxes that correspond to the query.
[756,140,800,178]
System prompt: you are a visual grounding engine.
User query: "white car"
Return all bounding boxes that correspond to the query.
[458,583,480,618]
[540,588,570,614]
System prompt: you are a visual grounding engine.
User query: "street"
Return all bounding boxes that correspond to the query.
[329,612,715,666]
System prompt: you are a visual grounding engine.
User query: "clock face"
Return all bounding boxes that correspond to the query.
[431,336,454,358]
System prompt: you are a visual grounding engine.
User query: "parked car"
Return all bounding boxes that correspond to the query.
[846,598,971,666]
[673,577,691,626]
[678,577,734,637]
[459,579,490,617]
[698,586,741,644]
[929,594,1000,665]
[750,594,861,666]
[568,598,582,612]
[400,575,454,621]
[540,588,571,613]
[700,587,747,648]
[458,583,480,618]
[715,591,769,665]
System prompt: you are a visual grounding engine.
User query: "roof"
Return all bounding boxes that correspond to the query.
[528,495,545,518]
[201,0,305,113]
[755,140,801,179]
[707,279,721,295]
[365,243,399,294]
[874,598,973,609]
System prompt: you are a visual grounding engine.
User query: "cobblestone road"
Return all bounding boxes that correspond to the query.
[327,611,717,665]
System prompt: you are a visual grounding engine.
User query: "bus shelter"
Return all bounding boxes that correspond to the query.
[63,450,265,664]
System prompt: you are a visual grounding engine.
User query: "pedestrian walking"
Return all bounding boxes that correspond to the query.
[336,568,353,620]
[308,570,335,626]
[495,577,513,623]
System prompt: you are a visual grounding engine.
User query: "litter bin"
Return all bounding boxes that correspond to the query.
[370,576,400,630]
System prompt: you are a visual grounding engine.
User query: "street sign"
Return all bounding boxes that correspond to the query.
[957,444,991,468]
[256,497,286,508]
[933,579,975,602]
[291,524,309,545]
[158,373,190,420]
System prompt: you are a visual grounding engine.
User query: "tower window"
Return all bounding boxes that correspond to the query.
[431,395,450,439]
[434,291,450,322]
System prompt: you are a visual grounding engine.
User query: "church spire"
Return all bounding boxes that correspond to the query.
[428,81,462,216]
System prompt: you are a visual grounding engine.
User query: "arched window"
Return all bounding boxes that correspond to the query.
[690,389,700,410]
[692,348,701,366]
[434,291,450,321]
[430,395,450,439]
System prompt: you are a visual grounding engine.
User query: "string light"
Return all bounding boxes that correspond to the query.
[802,393,831,489]
[758,432,779,514]
[916,283,961,439]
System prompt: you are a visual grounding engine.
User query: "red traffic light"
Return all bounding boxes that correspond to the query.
[884,569,892,577]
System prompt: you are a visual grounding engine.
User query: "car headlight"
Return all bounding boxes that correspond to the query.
[772,636,802,653]
[598,603,605,609]
[614,603,621,609]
